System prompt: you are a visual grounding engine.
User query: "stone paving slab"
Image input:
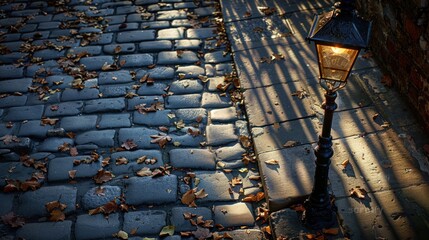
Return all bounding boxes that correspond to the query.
[75,213,120,240]
[251,117,319,154]
[125,175,178,205]
[233,43,318,89]
[244,81,314,127]
[123,210,167,235]
[258,129,428,212]
[213,202,255,227]
[335,184,429,240]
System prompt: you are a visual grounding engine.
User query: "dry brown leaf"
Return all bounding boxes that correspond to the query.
[1,212,25,228]
[93,169,114,184]
[116,157,129,165]
[41,118,59,126]
[49,209,65,222]
[114,45,121,54]
[125,92,138,98]
[70,147,78,157]
[350,187,367,199]
[121,139,137,150]
[322,228,339,235]
[195,188,208,199]
[181,189,196,206]
[68,170,77,179]
[230,177,242,187]
[0,135,20,145]
[159,225,174,237]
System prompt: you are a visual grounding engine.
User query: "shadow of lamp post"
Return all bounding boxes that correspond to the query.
[302,0,372,229]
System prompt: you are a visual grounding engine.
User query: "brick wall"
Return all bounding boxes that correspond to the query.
[356,0,429,132]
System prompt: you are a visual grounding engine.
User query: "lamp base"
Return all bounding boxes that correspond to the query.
[301,197,337,230]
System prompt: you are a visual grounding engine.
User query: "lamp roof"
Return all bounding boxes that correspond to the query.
[307,8,372,49]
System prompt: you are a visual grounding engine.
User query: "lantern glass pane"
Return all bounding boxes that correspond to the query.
[316,44,359,82]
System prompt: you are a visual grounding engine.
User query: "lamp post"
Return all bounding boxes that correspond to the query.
[302,0,372,229]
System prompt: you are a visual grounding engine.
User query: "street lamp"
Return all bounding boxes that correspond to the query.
[302,0,372,229]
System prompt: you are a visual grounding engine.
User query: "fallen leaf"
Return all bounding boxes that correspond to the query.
[1,212,25,228]
[283,140,298,148]
[350,187,367,199]
[239,135,252,148]
[265,159,279,165]
[150,134,171,148]
[192,226,212,240]
[68,170,77,179]
[49,209,65,222]
[40,118,59,126]
[159,225,174,237]
[181,189,196,206]
[322,228,339,235]
[93,169,114,184]
[114,45,122,54]
[0,135,20,145]
[70,147,78,156]
[136,167,152,177]
[262,225,271,235]
[230,177,242,187]
[116,157,129,165]
[341,159,349,168]
[195,188,208,199]
[125,92,138,98]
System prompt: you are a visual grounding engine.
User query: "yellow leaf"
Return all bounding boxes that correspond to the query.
[159,225,174,237]
[265,159,279,165]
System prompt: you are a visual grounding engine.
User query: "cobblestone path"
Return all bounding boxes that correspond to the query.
[0,0,267,239]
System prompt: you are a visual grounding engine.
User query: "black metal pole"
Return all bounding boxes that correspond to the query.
[302,91,337,229]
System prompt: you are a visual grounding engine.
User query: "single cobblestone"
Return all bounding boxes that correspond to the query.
[44,101,83,117]
[139,40,172,52]
[119,53,153,67]
[0,193,14,215]
[103,43,136,54]
[48,156,102,182]
[16,186,77,217]
[173,108,207,124]
[170,207,212,232]
[215,143,246,161]
[214,203,255,227]
[75,130,115,147]
[123,210,167,235]
[2,105,44,122]
[61,88,100,101]
[37,137,74,152]
[157,10,188,20]
[79,56,114,71]
[137,82,168,95]
[105,15,127,24]
[0,65,24,79]
[89,33,114,45]
[127,95,164,110]
[170,148,216,169]
[0,78,32,93]
[110,149,163,175]
[99,70,133,85]
[187,27,217,39]
[133,110,172,126]
[83,98,125,113]
[193,171,238,202]
[206,124,238,146]
[98,113,131,129]
[175,39,202,49]
[117,30,156,42]
[171,19,191,27]
[176,66,205,78]
[210,107,238,122]
[204,51,232,63]
[0,95,27,108]
[166,94,201,109]
[118,127,159,149]
[170,80,203,94]
[67,46,102,55]
[82,186,122,209]
[136,67,175,79]
[18,120,53,138]
[158,27,185,40]
[125,175,178,205]
[16,221,73,240]
[97,84,131,97]
[60,115,98,132]
[158,50,199,65]
[75,213,120,240]
[202,92,232,108]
